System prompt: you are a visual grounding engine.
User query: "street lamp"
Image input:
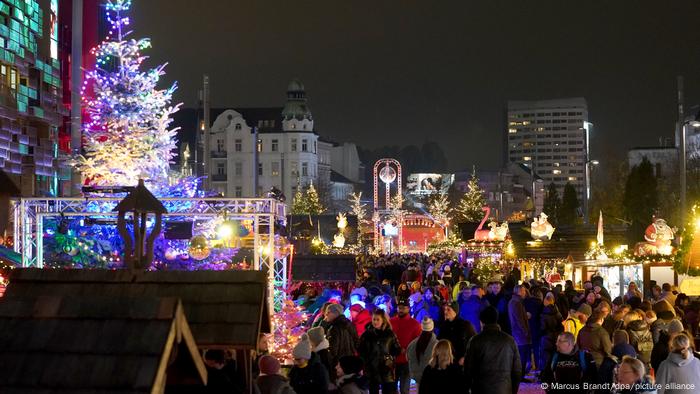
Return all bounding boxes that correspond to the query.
[584,159,599,225]
[680,110,700,227]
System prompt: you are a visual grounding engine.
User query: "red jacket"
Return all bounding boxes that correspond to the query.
[390,314,422,365]
[352,308,372,337]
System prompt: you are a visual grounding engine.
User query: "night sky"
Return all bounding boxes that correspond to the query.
[131,0,700,173]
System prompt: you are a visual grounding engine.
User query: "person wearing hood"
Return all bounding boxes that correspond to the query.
[625,313,654,368]
[254,355,297,394]
[334,355,369,394]
[576,309,611,367]
[407,317,438,391]
[437,301,476,364]
[289,335,330,394]
[308,326,333,381]
[358,308,402,394]
[350,304,372,338]
[651,319,686,373]
[325,303,360,368]
[656,333,700,394]
[540,332,597,393]
[460,284,490,334]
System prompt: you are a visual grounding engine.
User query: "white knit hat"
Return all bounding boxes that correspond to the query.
[421,317,434,332]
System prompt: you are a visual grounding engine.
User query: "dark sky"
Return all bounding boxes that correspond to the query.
[131,0,700,172]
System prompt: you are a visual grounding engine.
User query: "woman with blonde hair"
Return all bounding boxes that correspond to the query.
[358,309,401,394]
[418,339,464,394]
[656,333,700,394]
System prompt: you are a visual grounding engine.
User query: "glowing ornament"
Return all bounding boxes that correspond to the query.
[63,244,78,256]
[164,248,178,261]
[379,165,397,184]
[188,235,211,260]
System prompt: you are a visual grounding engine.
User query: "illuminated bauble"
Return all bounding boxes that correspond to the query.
[164,248,178,261]
[188,235,211,260]
[63,244,78,256]
[274,236,291,258]
[379,166,397,184]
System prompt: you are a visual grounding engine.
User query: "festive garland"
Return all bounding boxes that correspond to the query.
[672,205,700,276]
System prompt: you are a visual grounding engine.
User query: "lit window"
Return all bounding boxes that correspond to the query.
[522,121,530,126]
[553,169,561,175]
[271,162,280,176]
[568,176,577,181]
[523,156,532,161]
[553,163,560,167]
[509,128,517,134]
[257,139,262,152]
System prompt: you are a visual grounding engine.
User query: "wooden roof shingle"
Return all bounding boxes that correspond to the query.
[0,295,206,393]
[4,269,271,348]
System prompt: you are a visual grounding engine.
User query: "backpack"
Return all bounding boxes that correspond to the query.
[551,350,587,379]
[630,329,653,363]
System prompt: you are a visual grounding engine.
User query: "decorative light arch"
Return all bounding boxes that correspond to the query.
[373,158,402,252]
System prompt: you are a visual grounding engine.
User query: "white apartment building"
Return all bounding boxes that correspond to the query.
[207,80,321,199]
[507,98,592,209]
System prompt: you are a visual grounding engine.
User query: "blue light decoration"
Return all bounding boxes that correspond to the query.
[39,0,248,271]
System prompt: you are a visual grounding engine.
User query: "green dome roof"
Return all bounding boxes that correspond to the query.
[282,79,312,121]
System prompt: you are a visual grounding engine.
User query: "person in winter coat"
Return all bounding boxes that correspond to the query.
[656,333,700,394]
[460,284,490,334]
[563,306,587,341]
[325,303,360,368]
[651,299,676,344]
[418,339,465,394]
[624,282,643,302]
[390,299,421,394]
[524,287,544,372]
[421,288,441,326]
[625,314,654,367]
[350,304,372,338]
[437,301,476,364]
[464,306,521,394]
[540,332,597,394]
[289,335,330,394]
[650,319,685,373]
[540,292,563,376]
[334,355,369,394]
[509,285,532,377]
[406,317,438,391]
[254,355,297,394]
[576,309,611,367]
[614,356,658,394]
[358,308,402,394]
[486,281,511,334]
[308,326,333,382]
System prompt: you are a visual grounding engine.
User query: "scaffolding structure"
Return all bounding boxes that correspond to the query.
[12,197,288,311]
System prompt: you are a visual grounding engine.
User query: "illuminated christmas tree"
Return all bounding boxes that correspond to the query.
[268,300,309,364]
[428,193,451,226]
[290,183,325,215]
[456,168,486,222]
[291,187,307,214]
[75,0,182,192]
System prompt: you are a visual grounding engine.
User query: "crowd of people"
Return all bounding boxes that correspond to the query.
[250,253,700,394]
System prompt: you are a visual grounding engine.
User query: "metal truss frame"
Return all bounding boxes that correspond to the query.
[12,197,288,311]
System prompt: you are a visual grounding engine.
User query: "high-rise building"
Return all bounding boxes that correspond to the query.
[506,98,592,214]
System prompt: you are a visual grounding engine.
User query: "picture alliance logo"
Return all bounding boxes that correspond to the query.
[541,382,696,391]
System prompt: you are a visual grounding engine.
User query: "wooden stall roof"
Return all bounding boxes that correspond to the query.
[510,224,629,260]
[0,295,206,393]
[4,269,271,349]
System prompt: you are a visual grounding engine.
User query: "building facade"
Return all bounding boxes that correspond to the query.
[628,147,677,178]
[0,0,76,196]
[507,97,591,213]
[206,80,320,200]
